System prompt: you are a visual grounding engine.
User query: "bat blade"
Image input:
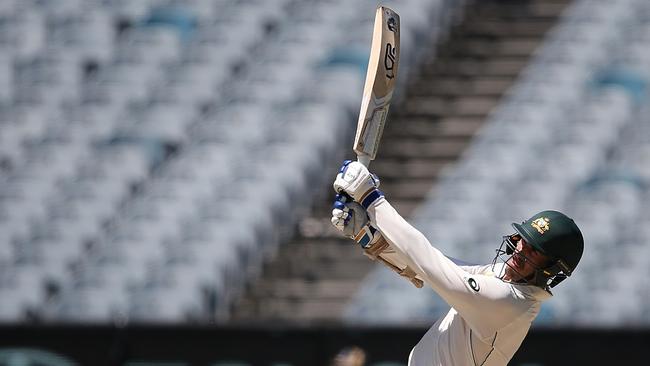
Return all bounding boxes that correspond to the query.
[353,6,400,167]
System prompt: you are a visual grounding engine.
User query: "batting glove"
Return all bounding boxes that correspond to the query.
[332,160,384,209]
[331,194,381,248]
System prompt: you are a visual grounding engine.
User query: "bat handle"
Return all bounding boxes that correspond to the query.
[337,191,354,204]
[357,155,371,167]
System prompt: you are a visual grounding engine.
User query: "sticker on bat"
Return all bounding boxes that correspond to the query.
[384,43,397,79]
[387,16,398,32]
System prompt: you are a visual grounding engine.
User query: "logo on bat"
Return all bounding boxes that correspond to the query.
[387,16,397,32]
[384,43,396,79]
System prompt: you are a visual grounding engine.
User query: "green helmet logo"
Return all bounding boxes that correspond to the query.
[512,210,584,277]
[530,217,551,235]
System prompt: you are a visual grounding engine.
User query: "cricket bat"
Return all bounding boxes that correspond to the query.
[347,7,422,288]
[353,6,400,167]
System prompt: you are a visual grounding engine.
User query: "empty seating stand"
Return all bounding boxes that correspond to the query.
[0,0,457,323]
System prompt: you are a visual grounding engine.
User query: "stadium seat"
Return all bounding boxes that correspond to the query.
[1,11,46,59]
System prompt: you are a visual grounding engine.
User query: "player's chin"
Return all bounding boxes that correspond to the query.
[504,261,523,280]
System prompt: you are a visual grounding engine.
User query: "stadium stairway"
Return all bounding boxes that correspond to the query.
[229,0,572,324]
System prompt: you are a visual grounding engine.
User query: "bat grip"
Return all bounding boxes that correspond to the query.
[338,191,354,204]
[357,155,371,167]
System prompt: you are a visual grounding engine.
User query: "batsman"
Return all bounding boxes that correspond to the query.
[332,162,584,365]
[331,6,584,364]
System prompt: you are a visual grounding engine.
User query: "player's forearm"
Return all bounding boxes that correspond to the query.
[366,198,463,289]
[367,198,536,338]
[367,199,428,273]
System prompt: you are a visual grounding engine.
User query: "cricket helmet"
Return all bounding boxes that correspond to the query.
[494,210,584,289]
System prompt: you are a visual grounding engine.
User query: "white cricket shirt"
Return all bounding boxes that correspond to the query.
[367,198,552,366]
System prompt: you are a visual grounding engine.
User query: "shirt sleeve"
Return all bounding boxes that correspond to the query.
[446,257,492,275]
[367,198,533,339]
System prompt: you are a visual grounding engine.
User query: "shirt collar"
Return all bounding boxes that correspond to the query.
[490,263,553,301]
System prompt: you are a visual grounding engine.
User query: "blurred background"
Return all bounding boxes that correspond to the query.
[1,0,649,364]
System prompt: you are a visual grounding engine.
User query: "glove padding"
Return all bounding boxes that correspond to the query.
[331,194,380,247]
[333,160,382,208]
[331,194,423,288]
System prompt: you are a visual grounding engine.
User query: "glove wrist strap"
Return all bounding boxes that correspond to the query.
[360,189,384,209]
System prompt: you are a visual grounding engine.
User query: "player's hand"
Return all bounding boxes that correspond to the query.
[332,160,383,208]
[331,194,380,248]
